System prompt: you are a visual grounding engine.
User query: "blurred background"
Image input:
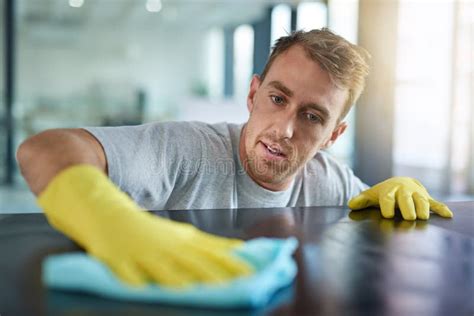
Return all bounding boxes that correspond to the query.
[0,0,472,213]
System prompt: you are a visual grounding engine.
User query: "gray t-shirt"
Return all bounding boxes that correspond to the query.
[85,121,368,210]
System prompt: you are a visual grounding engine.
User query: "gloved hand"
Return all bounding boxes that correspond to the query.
[348,177,453,220]
[38,165,252,287]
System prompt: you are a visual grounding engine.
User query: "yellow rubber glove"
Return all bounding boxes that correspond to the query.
[348,177,453,221]
[38,165,252,288]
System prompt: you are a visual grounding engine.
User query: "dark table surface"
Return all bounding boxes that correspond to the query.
[1,202,473,316]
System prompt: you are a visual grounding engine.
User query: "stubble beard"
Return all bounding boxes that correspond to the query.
[241,123,305,187]
[245,146,302,185]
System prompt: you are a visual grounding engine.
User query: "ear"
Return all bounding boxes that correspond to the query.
[321,122,348,149]
[247,75,261,113]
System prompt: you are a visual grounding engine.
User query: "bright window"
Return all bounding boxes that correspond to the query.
[297,2,327,31]
[271,4,291,48]
[204,28,224,99]
[393,0,473,196]
[233,24,254,101]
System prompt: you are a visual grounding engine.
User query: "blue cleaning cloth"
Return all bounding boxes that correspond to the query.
[43,237,298,309]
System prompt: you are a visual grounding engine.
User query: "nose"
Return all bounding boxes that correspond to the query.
[271,111,296,140]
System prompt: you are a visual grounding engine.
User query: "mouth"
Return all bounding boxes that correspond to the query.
[260,141,287,159]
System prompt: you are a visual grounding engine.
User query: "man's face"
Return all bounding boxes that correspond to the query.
[240,45,348,191]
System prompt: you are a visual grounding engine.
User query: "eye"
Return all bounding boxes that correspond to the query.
[270,95,285,105]
[304,112,322,123]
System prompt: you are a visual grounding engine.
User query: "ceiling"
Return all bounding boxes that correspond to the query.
[11,0,303,45]
[17,0,306,32]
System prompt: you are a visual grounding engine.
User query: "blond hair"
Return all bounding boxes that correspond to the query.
[260,28,370,120]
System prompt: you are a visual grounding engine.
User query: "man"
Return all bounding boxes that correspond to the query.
[17,29,452,288]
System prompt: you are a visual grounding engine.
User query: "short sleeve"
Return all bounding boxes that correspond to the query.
[301,151,369,206]
[83,121,206,209]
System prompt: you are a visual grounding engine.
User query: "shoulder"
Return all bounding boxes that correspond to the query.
[146,120,231,140]
[86,120,234,141]
[304,150,368,199]
[148,121,238,160]
[121,121,230,150]
[185,121,237,157]
[306,150,351,175]
[85,120,238,168]
[304,150,363,188]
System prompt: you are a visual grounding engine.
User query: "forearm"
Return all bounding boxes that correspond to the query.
[17,128,107,196]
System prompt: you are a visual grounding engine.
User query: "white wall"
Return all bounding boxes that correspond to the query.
[16,27,210,125]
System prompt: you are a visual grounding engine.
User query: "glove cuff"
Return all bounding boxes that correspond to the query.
[37,164,144,248]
